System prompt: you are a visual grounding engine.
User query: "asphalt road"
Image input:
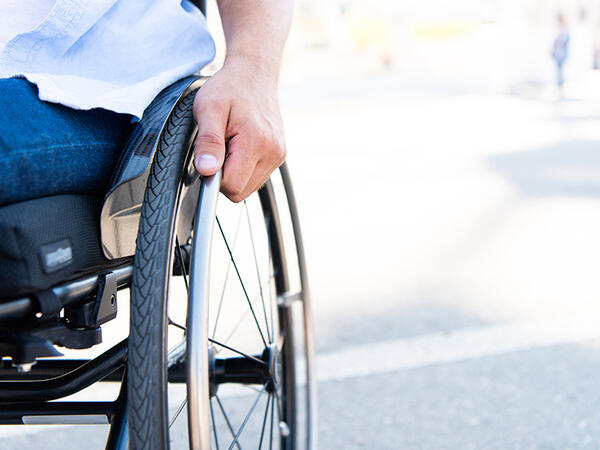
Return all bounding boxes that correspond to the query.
[4,74,600,449]
[285,74,600,449]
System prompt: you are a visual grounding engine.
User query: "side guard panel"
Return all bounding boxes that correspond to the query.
[100,76,207,259]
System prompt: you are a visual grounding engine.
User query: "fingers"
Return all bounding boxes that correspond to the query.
[220,134,256,202]
[221,131,286,203]
[192,79,286,203]
[244,151,286,196]
[192,94,229,176]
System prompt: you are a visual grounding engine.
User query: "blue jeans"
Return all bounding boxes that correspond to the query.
[0,78,133,205]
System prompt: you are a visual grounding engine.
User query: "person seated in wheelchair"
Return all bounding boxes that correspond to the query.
[0,0,290,206]
[0,0,291,328]
[0,1,314,449]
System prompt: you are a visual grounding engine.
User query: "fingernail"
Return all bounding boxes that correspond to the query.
[195,154,218,172]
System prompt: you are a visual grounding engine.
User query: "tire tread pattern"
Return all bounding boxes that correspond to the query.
[128,91,198,450]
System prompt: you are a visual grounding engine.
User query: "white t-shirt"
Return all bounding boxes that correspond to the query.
[0,0,215,117]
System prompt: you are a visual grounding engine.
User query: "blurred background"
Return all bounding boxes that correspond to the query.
[259,0,600,448]
[6,1,600,448]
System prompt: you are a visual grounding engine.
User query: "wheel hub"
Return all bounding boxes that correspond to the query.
[209,344,282,396]
[263,344,282,392]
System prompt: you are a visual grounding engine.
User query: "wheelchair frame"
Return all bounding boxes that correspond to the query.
[0,77,205,449]
[0,73,316,448]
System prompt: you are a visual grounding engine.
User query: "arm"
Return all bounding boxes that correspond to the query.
[192,0,293,202]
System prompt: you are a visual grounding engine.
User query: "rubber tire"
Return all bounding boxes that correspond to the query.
[128,90,197,450]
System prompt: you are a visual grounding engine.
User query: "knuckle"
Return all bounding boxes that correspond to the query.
[226,191,245,203]
[194,87,218,105]
[222,184,245,203]
[196,130,224,147]
[228,194,245,203]
[266,138,286,165]
[255,128,270,147]
[193,93,211,114]
[194,95,227,117]
[275,143,287,161]
[253,126,286,162]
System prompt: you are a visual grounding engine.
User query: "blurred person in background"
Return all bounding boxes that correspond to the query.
[551,12,570,97]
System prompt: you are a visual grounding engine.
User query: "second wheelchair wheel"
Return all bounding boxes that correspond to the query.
[128,88,316,449]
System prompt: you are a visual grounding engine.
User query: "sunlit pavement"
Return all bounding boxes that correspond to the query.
[5,74,600,448]
[283,73,600,448]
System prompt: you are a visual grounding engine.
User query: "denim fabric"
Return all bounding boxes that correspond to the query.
[0,78,133,205]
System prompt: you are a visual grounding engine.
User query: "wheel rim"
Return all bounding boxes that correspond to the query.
[160,172,210,449]
[182,169,313,450]
[128,86,317,449]
[127,83,316,448]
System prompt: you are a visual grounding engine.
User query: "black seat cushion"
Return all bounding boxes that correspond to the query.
[0,194,128,298]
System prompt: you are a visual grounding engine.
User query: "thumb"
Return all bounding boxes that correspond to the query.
[193,104,228,176]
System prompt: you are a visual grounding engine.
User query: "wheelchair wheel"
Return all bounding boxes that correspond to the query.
[128,90,316,449]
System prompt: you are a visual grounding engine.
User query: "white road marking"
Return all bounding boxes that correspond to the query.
[317,313,600,382]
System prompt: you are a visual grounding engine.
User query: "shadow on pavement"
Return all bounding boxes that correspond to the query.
[315,299,488,353]
[488,140,600,198]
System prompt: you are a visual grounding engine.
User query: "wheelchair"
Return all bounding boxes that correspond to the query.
[0,75,316,449]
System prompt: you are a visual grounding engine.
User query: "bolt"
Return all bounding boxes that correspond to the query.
[13,362,35,373]
[279,421,290,437]
[110,295,116,307]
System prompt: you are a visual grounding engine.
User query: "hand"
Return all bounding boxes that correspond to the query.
[192,57,286,203]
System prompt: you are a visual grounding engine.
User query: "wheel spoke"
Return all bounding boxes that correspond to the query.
[258,393,272,449]
[273,388,283,422]
[209,338,267,366]
[269,394,275,450]
[220,308,250,350]
[219,273,275,350]
[216,216,268,347]
[168,318,186,332]
[169,397,187,429]
[243,384,266,394]
[210,398,220,450]
[212,208,244,339]
[175,236,189,293]
[228,383,268,450]
[244,200,272,343]
[216,395,242,450]
[266,217,276,346]
[167,339,186,366]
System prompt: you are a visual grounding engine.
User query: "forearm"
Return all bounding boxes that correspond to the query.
[215,0,293,80]
[193,1,291,201]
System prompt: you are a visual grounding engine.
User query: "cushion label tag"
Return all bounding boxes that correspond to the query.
[39,239,73,273]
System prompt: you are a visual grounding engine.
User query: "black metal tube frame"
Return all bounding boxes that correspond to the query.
[0,401,116,425]
[0,359,121,381]
[0,339,127,402]
[0,361,129,450]
[0,265,132,322]
[0,359,190,383]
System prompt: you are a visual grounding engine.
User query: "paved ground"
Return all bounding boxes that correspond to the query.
[284,74,600,449]
[4,74,600,448]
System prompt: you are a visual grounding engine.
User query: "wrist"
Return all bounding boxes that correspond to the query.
[223,52,281,85]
